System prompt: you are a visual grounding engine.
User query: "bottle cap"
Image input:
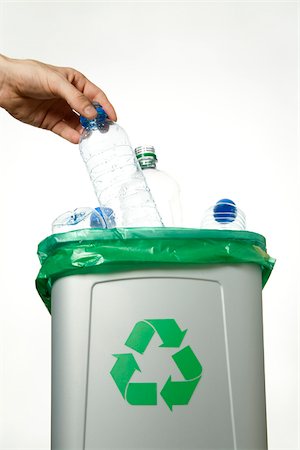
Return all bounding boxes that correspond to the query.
[80,102,108,130]
[135,145,157,160]
[213,198,237,223]
[201,199,246,230]
[94,207,116,228]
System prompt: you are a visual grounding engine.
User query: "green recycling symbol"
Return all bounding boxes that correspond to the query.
[110,319,202,411]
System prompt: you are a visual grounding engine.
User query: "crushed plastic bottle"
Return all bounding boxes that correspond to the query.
[52,207,108,234]
[201,199,246,230]
[91,207,116,228]
[79,104,163,228]
[135,145,182,227]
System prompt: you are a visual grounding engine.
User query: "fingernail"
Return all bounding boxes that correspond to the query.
[84,105,96,117]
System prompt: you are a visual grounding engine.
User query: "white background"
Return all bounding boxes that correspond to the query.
[0,1,299,449]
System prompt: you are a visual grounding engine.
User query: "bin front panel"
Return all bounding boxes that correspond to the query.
[85,277,234,449]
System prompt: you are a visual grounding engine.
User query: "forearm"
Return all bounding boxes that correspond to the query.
[0,54,15,109]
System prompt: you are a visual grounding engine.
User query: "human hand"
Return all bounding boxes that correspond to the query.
[0,54,117,144]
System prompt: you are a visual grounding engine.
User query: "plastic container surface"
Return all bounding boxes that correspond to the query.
[79,105,163,228]
[135,146,182,226]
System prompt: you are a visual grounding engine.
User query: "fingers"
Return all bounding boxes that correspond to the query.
[84,82,117,121]
[57,67,117,121]
[62,108,81,130]
[51,76,98,120]
[53,108,85,143]
[51,119,81,144]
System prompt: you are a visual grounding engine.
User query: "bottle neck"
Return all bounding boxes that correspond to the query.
[135,146,157,170]
[139,157,157,169]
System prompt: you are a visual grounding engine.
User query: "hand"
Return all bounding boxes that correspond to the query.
[0,54,117,143]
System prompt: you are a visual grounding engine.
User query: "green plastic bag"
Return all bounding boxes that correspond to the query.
[36,228,275,313]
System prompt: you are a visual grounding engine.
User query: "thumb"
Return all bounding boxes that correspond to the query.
[51,75,97,119]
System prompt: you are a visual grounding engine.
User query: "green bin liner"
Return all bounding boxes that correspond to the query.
[36,228,275,313]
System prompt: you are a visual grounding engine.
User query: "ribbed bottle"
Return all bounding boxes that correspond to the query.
[135,145,182,227]
[79,104,163,227]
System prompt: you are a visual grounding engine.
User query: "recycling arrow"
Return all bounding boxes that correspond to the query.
[146,319,187,348]
[160,377,200,411]
[110,353,140,398]
[125,319,187,354]
[124,320,155,354]
[126,383,157,405]
[160,345,202,411]
[110,318,202,411]
[172,345,202,380]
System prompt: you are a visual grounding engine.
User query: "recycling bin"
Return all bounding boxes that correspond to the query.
[36,228,275,450]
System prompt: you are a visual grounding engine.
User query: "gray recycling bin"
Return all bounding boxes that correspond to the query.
[36,228,275,450]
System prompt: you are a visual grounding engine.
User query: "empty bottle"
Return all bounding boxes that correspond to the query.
[52,207,107,234]
[201,199,246,230]
[135,146,182,226]
[79,104,163,227]
[90,207,116,228]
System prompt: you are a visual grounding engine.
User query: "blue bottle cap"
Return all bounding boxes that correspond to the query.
[90,209,106,228]
[80,102,108,130]
[213,198,237,223]
[93,207,116,228]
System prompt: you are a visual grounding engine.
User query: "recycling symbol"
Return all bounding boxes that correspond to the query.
[110,319,202,411]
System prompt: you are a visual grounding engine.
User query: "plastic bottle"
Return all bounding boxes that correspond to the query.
[79,104,163,228]
[201,199,246,230]
[52,207,107,234]
[91,207,116,228]
[135,146,182,227]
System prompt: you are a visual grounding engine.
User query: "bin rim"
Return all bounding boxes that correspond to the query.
[38,227,268,260]
[36,227,275,313]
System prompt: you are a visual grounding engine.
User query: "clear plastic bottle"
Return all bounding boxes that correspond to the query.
[52,207,106,234]
[91,207,116,228]
[201,198,246,230]
[79,104,163,228]
[135,146,182,226]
